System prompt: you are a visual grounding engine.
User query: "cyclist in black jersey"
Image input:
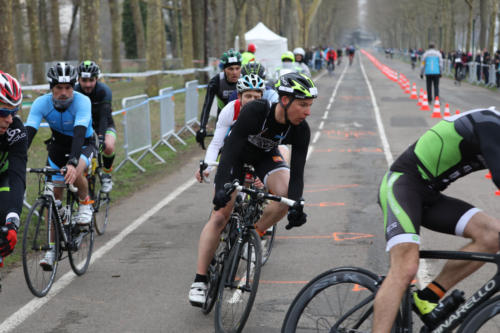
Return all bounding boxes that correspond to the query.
[0,71,26,264]
[373,108,500,332]
[75,60,115,193]
[195,49,242,149]
[189,72,318,306]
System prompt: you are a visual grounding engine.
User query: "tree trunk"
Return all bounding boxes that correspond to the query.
[465,0,473,52]
[131,0,146,60]
[50,0,62,60]
[488,0,497,54]
[170,0,181,58]
[146,0,162,96]
[191,0,205,64]
[65,1,80,60]
[181,0,194,69]
[448,0,456,51]
[0,0,16,74]
[80,0,101,63]
[109,0,122,72]
[13,0,25,64]
[39,0,52,61]
[478,0,488,50]
[26,0,45,83]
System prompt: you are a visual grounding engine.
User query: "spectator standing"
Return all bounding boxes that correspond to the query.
[420,42,443,103]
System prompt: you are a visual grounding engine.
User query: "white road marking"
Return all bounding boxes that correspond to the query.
[318,121,324,130]
[359,52,430,287]
[0,178,198,333]
[312,131,321,144]
[322,111,328,119]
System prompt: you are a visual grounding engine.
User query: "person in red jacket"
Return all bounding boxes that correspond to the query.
[326,48,337,72]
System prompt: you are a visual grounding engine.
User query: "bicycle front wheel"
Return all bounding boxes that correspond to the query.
[260,225,276,266]
[457,295,500,332]
[215,230,262,333]
[22,198,60,297]
[91,173,110,235]
[68,216,94,275]
[282,267,380,333]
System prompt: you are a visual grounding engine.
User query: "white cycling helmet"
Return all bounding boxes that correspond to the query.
[293,47,306,57]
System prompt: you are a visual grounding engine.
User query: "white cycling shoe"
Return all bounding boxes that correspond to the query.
[189,282,207,307]
[39,249,56,271]
[75,204,93,225]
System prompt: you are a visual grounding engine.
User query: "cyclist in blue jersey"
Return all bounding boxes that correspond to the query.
[228,62,279,105]
[25,62,96,270]
[75,60,115,193]
[0,72,26,265]
[420,43,443,103]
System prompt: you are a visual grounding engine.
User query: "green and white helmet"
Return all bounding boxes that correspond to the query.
[220,49,242,68]
[275,72,318,99]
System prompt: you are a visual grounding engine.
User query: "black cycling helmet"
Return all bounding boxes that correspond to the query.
[47,62,78,88]
[77,60,101,79]
[241,61,266,79]
[275,72,318,99]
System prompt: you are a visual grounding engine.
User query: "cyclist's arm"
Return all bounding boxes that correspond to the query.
[286,121,310,200]
[214,100,266,192]
[199,75,220,129]
[205,103,235,169]
[70,94,92,161]
[95,103,110,137]
[476,121,500,189]
[5,118,27,218]
[24,97,46,148]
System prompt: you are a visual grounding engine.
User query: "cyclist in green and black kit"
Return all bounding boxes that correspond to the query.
[373,108,500,332]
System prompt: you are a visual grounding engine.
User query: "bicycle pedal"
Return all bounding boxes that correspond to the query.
[189,300,204,308]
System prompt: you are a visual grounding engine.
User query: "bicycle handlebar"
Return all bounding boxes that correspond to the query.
[199,160,219,183]
[225,180,299,208]
[27,167,78,193]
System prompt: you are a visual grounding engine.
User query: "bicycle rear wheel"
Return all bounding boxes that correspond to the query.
[22,198,60,297]
[282,267,380,333]
[260,225,276,266]
[92,173,110,235]
[68,197,94,275]
[215,230,262,333]
[457,295,500,332]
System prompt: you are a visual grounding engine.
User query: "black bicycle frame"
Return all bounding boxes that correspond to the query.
[419,250,500,332]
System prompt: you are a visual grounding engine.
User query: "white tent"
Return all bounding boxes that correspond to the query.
[244,22,288,78]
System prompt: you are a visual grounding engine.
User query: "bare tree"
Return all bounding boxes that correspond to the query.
[488,0,497,54]
[50,0,63,60]
[13,0,26,64]
[130,0,146,60]
[26,0,45,83]
[146,0,162,95]
[478,0,488,50]
[65,1,80,60]
[0,0,16,74]
[80,0,102,63]
[465,0,474,52]
[39,0,52,61]
[109,0,122,72]
[191,0,206,63]
[181,0,194,69]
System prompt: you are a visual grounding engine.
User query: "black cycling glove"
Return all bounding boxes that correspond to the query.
[286,199,307,230]
[196,128,207,149]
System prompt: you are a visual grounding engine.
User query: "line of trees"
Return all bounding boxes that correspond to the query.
[0,0,360,87]
[366,0,500,54]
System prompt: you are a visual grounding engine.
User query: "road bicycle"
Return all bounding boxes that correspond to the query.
[201,179,298,333]
[199,160,277,266]
[22,167,95,297]
[89,151,111,235]
[282,245,500,332]
[327,61,335,75]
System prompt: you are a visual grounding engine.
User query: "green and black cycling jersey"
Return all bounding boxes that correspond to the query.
[75,81,115,137]
[199,72,237,129]
[0,116,27,218]
[391,108,500,191]
[214,99,310,201]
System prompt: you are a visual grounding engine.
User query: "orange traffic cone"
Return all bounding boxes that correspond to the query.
[496,190,500,196]
[404,82,411,94]
[410,84,418,99]
[455,109,460,114]
[431,97,441,118]
[443,103,451,117]
[420,93,430,111]
[486,172,492,179]
[417,89,424,106]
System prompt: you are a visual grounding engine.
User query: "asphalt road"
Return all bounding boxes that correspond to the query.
[1,50,499,332]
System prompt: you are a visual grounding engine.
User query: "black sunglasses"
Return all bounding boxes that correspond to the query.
[0,106,19,118]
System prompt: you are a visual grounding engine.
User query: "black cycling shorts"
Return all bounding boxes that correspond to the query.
[378,171,478,251]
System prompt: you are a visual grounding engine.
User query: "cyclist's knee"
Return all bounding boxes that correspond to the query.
[465,212,500,252]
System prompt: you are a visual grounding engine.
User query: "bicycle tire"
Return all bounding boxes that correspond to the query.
[282,267,380,333]
[22,198,60,297]
[260,224,276,266]
[215,230,262,333]
[92,172,110,235]
[457,295,500,332]
[68,217,94,276]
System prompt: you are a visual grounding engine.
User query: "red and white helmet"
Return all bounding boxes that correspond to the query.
[0,71,22,107]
